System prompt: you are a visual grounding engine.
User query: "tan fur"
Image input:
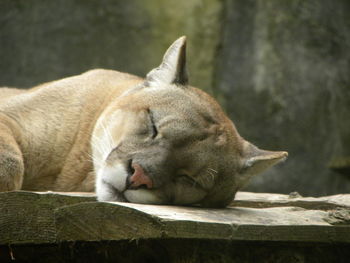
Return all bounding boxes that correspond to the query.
[0,37,287,207]
[0,70,141,190]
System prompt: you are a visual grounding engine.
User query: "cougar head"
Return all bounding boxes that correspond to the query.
[93,37,287,207]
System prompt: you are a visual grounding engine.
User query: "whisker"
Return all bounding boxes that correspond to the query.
[206,168,217,184]
[91,134,106,156]
[102,122,113,149]
[92,121,116,162]
[208,168,218,174]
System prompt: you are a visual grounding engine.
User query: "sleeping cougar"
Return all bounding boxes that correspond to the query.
[0,37,287,207]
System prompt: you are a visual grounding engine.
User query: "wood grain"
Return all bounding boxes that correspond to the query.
[1,191,349,245]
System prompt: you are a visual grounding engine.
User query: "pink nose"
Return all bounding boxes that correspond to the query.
[129,163,153,189]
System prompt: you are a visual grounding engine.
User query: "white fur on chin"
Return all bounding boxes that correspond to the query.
[124,189,164,204]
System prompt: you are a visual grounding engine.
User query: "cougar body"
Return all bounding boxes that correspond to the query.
[0,37,287,207]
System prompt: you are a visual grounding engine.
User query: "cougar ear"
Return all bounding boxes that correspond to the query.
[145,36,188,87]
[241,142,288,176]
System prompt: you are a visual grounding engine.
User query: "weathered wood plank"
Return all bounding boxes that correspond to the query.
[55,201,350,243]
[55,202,164,241]
[1,191,350,245]
[233,192,350,210]
[0,191,95,244]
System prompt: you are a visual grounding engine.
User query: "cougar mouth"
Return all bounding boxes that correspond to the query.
[100,178,128,202]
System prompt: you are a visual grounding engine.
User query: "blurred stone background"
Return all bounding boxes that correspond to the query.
[1,0,349,196]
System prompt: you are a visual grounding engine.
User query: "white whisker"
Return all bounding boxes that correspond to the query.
[208,168,218,174]
[206,168,217,185]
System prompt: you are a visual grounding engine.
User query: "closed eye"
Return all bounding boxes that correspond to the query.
[147,109,158,139]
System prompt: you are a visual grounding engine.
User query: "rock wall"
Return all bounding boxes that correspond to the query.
[0,0,222,92]
[0,0,349,196]
[215,0,350,195]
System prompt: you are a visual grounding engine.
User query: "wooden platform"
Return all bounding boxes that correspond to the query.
[1,191,350,262]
